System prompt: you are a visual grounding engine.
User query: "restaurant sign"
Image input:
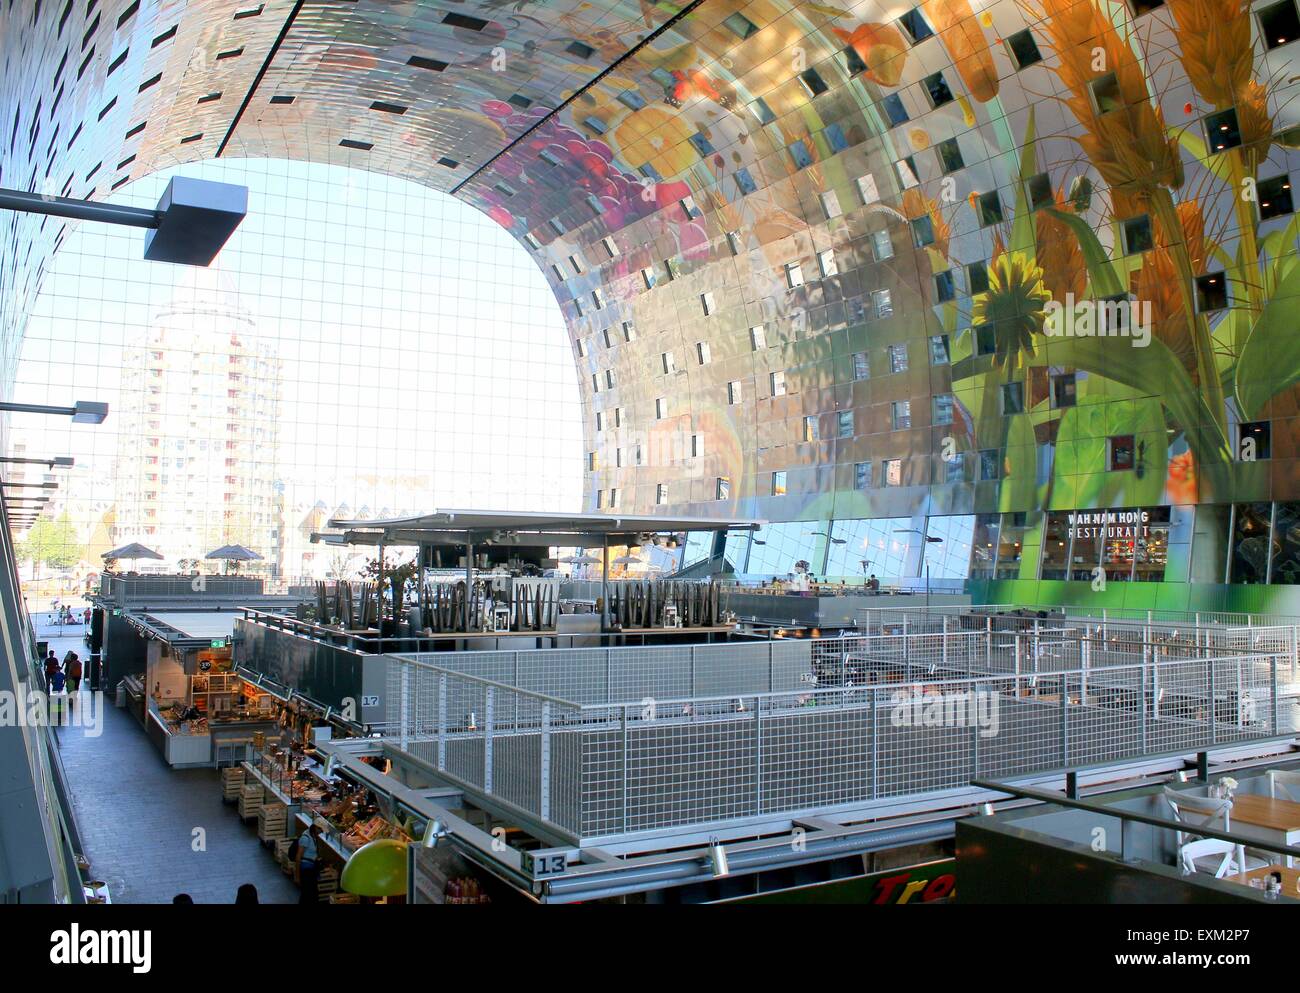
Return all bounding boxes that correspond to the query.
[1066,508,1163,541]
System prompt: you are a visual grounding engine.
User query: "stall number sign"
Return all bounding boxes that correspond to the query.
[1067,509,1156,541]
[361,695,380,708]
[522,850,568,878]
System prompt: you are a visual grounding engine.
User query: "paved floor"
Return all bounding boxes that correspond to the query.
[40,621,299,904]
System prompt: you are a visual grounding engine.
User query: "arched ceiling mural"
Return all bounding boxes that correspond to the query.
[5,0,1300,535]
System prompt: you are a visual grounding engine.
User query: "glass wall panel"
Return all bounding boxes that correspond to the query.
[996,513,1032,580]
[1230,503,1273,584]
[1132,507,1172,582]
[1067,511,1105,581]
[1041,512,1072,580]
[1270,502,1300,584]
[722,530,751,574]
[743,522,822,578]
[823,518,913,581]
[925,516,975,579]
[679,531,714,571]
[970,513,1000,580]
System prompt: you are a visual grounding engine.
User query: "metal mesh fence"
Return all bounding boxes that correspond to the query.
[383,632,1284,842]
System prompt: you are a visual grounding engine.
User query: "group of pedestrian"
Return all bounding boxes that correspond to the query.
[43,649,83,694]
[45,603,89,629]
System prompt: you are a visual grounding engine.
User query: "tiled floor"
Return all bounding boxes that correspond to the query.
[41,622,299,904]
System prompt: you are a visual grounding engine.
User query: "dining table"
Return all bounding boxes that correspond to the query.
[1227,793,1300,867]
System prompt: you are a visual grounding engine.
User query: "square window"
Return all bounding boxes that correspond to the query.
[935,270,956,303]
[855,461,872,489]
[789,139,815,169]
[1205,107,1242,152]
[687,132,714,159]
[1002,382,1025,414]
[852,351,870,380]
[728,380,743,404]
[838,410,854,437]
[749,99,776,126]
[1006,29,1042,69]
[929,334,950,365]
[749,326,766,350]
[696,341,711,365]
[933,394,954,425]
[872,229,894,261]
[641,267,657,289]
[735,167,758,195]
[889,342,909,373]
[968,260,990,295]
[622,321,636,342]
[979,449,1000,481]
[896,155,920,188]
[821,190,842,218]
[716,476,731,501]
[1195,271,1228,312]
[785,262,805,288]
[884,459,903,487]
[771,371,787,396]
[1131,0,1165,12]
[727,230,743,254]
[1089,72,1123,114]
[975,324,996,356]
[898,6,934,42]
[881,93,909,126]
[825,122,850,153]
[857,174,881,204]
[771,471,787,496]
[602,236,619,257]
[1108,435,1136,471]
[843,43,868,76]
[819,250,839,277]
[723,12,759,38]
[1121,215,1153,254]
[1238,420,1272,460]
[1259,174,1295,220]
[661,352,676,375]
[911,215,936,247]
[1259,0,1300,49]
[799,68,829,97]
[936,137,964,173]
[976,191,1004,226]
[1026,172,1054,211]
[945,453,966,483]
[1052,373,1077,408]
[803,415,818,442]
[923,71,954,107]
[656,483,668,505]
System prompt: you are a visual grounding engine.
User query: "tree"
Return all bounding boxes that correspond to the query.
[17,512,82,578]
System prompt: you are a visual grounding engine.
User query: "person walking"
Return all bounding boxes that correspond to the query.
[235,884,259,905]
[66,654,82,693]
[295,825,321,905]
[43,651,60,684]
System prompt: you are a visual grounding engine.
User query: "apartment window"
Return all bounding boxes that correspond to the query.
[771,471,788,496]
[857,174,881,205]
[855,461,872,489]
[933,394,954,426]
[691,434,704,457]
[1108,435,1136,471]
[606,370,616,390]
[945,453,966,483]
[641,267,657,289]
[1205,107,1242,152]
[936,137,964,173]
[592,374,601,393]
[575,339,586,358]
[664,258,680,281]
[1258,0,1300,50]
[888,343,909,373]
[838,410,854,438]
[898,6,934,42]
[1196,271,1229,312]
[799,67,829,98]
[979,449,1001,481]
[723,11,759,38]
[872,229,894,261]
[591,289,605,310]
[656,483,668,505]
[1026,172,1053,211]
[1089,72,1123,114]
[661,351,676,375]
[1238,420,1272,460]
[655,397,667,419]
[911,215,936,247]
[896,156,920,189]
[892,400,912,430]
[923,71,954,108]
[1121,215,1153,254]
[614,407,623,427]
[881,93,909,127]
[609,488,619,509]
[749,326,767,350]
[696,341,711,365]
[883,459,903,487]
[601,236,619,257]
[976,191,1004,226]
[821,190,842,218]
[1002,382,1025,415]
[716,476,731,501]
[622,321,636,343]
[929,334,950,365]
[852,352,870,380]
[602,328,614,349]
[595,411,604,432]
[785,262,805,288]
[771,371,787,396]
[726,230,743,255]
[803,415,819,442]
[1259,174,1295,220]
[975,324,997,356]
[701,291,716,315]
[728,380,743,404]
[635,444,643,465]
[819,250,839,277]
[587,451,598,471]
[968,261,990,295]
[1052,373,1078,408]
[873,289,894,319]
[935,270,956,303]
[1006,29,1043,69]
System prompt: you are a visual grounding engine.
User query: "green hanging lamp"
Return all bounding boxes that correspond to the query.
[339,839,409,897]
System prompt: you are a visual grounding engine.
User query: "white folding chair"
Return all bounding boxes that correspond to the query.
[1163,787,1266,876]
[1178,838,1247,879]
[1266,769,1300,804]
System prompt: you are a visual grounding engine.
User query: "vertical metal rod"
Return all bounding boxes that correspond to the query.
[1060,676,1070,766]
[539,701,551,822]
[484,686,494,793]
[464,538,474,633]
[1209,658,1217,745]
[601,534,610,631]
[437,674,447,770]
[753,695,763,817]
[399,666,410,751]
[620,704,629,834]
[1272,657,1280,735]
[870,686,879,800]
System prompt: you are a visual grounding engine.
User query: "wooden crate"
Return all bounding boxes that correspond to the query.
[237,783,264,821]
[257,802,289,842]
[221,767,245,802]
[316,866,339,902]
